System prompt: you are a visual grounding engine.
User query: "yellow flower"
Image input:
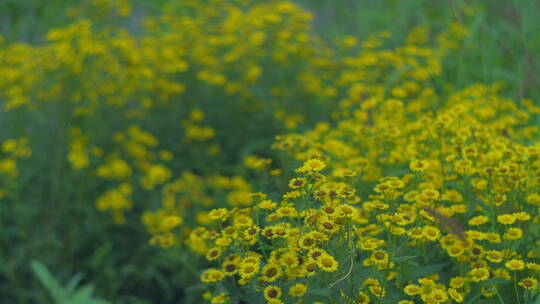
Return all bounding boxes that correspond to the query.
[288,177,307,188]
[486,250,503,263]
[484,233,501,243]
[493,268,511,280]
[450,277,466,289]
[208,208,229,221]
[527,262,540,271]
[269,168,282,176]
[263,285,282,302]
[409,159,429,172]
[428,289,448,303]
[513,211,531,221]
[447,245,465,257]
[260,263,282,282]
[275,206,298,218]
[422,226,441,241]
[496,214,516,225]
[258,200,278,210]
[519,277,538,290]
[468,215,488,226]
[469,267,489,282]
[403,284,422,295]
[319,217,339,234]
[505,259,525,271]
[211,292,228,304]
[356,291,370,303]
[222,261,239,276]
[206,247,223,261]
[215,237,231,247]
[280,251,300,268]
[317,253,339,272]
[370,250,389,265]
[201,269,225,283]
[288,283,307,297]
[503,227,523,240]
[369,284,386,298]
[296,158,326,173]
[238,261,260,280]
[302,259,318,277]
[298,234,317,249]
[447,288,464,303]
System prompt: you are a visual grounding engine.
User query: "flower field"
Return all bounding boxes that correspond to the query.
[1,0,540,303]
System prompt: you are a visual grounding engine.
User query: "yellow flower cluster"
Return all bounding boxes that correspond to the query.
[190,81,540,302]
[1,0,539,303]
[142,171,255,249]
[0,0,355,225]
[0,138,31,199]
[178,10,539,303]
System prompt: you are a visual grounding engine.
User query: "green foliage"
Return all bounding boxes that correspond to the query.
[0,0,538,303]
[31,260,111,304]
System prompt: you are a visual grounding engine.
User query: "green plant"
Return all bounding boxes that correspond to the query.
[30,260,111,304]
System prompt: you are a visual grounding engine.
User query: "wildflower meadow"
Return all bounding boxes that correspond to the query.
[1,0,540,303]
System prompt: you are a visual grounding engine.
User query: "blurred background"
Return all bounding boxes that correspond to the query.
[2,0,539,100]
[0,0,539,303]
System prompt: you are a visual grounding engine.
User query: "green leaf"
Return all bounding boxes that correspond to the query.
[65,273,84,293]
[309,288,333,297]
[479,278,508,286]
[31,260,112,304]
[406,263,448,280]
[30,260,68,303]
[71,284,95,302]
[391,255,417,262]
[465,291,483,304]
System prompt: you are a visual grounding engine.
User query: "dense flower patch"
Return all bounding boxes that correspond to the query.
[190,83,540,303]
[0,0,538,303]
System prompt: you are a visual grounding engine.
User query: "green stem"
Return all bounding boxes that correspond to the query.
[513,271,521,304]
[495,288,505,304]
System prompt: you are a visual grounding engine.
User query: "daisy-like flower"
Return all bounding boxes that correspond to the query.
[513,211,531,221]
[449,277,466,289]
[206,247,223,261]
[317,253,339,272]
[263,285,282,302]
[519,277,538,290]
[288,283,307,297]
[447,288,464,303]
[403,284,422,296]
[468,215,488,226]
[238,261,259,280]
[409,159,429,172]
[201,269,225,283]
[208,208,229,221]
[288,177,307,188]
[222,260,239,276]
[422,226,441,241]
[260,263,282,282]
[505,259,525,271]
[485,250,503,263]
[428,288,448,303]
[503,227,523,240]
[210,293,228,304]
[369,284,386,298]
[469,267,489,282]
[496,214,516,225]
[258,200,277,210]
[356,291,370,304]
[296,158,326,173]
